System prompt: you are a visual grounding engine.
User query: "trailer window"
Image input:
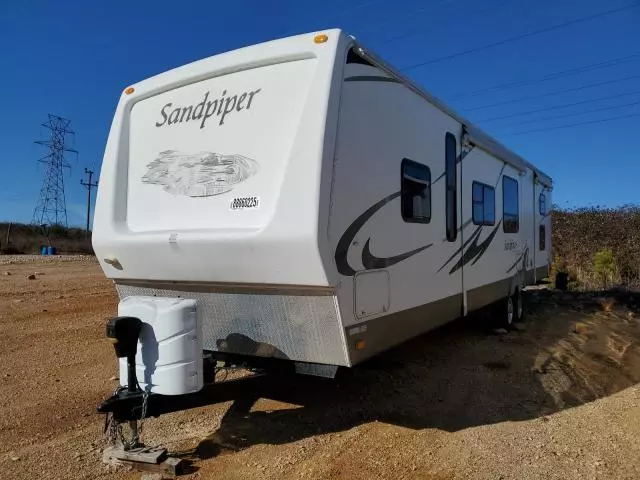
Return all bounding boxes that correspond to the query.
[445,132,457,241]
[503,176,519,233]
[539,192,546,215]
[401,158,431,223]
[539,224,546,250]
[472,182,495,226]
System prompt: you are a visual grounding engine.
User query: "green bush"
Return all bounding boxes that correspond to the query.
[593,248,617,289]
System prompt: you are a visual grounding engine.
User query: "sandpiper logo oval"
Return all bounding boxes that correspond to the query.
[141,151,259,197]
[155,88,262,130]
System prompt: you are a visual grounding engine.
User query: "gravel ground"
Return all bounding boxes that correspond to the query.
[0,257,639,479]
[0,254,97,265]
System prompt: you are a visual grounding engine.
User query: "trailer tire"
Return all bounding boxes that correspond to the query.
[513,287,524,322]
[500,295,515,328]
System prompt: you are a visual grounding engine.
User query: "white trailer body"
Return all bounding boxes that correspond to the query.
[93,29,552,392]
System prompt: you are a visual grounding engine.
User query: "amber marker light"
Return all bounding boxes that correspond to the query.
[355,340,366,350]
[314,34,328,44]
[124,87,135,95]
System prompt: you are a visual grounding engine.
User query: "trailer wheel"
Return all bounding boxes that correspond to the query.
[513,288,524,322]
[502,295,515,328]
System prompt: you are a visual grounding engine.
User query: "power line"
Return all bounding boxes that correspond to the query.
[449,52,640,100]
[500,111,640,136]
[506,99,640,126]
[400,2,640,71]
[461,73,640,111]
[380,0,499,44]
[280,0,388,36]
[331,0,386,18]
[476,90,640,122]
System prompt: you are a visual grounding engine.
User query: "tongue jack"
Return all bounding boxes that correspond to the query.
[101,317,182,473]
[106,316,144,449]
[107,316,142,393]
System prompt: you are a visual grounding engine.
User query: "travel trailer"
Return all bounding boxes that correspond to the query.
[93,28,552,435]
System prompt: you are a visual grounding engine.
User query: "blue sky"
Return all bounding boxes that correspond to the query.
[1,0,639,226]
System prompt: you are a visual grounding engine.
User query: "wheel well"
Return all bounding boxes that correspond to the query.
[508,272,525,297]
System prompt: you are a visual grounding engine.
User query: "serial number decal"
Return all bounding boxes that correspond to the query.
[230,196,260,210]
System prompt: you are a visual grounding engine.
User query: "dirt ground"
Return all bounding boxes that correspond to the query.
[1,256,639,480]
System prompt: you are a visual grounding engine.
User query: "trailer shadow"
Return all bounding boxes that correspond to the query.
[187,288,640,460]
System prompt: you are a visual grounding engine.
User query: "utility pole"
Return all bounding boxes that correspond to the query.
[5,223,11,246]
[80,168,98,233]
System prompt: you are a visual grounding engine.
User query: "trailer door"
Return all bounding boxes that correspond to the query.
[520,171,535,283]
[534,179,551,281]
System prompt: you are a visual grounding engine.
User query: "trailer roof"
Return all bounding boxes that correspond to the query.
[348,36,553,188]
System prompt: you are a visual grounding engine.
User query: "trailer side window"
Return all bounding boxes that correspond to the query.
[503,176,519,233]
[472,182,495,226]
[539,225,546,250]
[401,158,431,223]
[539,192,546,215]
[445,132,457,241]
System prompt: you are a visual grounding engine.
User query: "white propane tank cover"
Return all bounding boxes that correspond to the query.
[117,296,203,395]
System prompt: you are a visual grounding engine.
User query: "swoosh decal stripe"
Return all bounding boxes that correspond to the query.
[333,144,485,277]
[335,191,401,276]
[335,191,432,276]
[459,218,473,232]
[439,161,509,275]
[449,220,503,274]
[438,225,482,272]
[362,238,433,270]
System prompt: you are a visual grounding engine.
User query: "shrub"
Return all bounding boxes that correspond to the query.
[593,248,618,290]
[552,205,640,290]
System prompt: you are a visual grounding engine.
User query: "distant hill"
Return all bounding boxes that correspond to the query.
[0,222,93,255]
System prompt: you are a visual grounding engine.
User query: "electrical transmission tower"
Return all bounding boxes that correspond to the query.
[32,115,78,227]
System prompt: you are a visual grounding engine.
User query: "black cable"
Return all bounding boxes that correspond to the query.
[381,0,509,45]
[400,2,640,71]
[373,0,464,37]
[500,111,640,135]
[462,74,640,111]
[476,90,640,122]
[279,0,388,36]
[333,0,387,18]
[449,52,640,100]
[505,99,640,126]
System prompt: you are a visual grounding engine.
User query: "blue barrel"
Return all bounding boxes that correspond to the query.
[47,246,56,255]
[40,245,47,255]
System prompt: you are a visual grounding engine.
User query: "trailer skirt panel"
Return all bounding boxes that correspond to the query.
[115,283,348,367]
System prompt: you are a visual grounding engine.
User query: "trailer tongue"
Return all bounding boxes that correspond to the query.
[99,314,294,427]
[98,314,298,475]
